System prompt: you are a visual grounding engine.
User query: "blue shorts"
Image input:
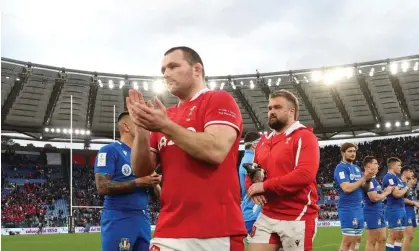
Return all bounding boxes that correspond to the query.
[364,211,385,229]
[101,209,151,251]
[406,212,417,228]
[245,220,256,234]
[384,208,406,231]
[338,209,364,236]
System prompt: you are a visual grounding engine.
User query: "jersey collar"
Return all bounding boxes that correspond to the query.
[177,87,210,107]
[265,121,306,139]
[116,140,131,151]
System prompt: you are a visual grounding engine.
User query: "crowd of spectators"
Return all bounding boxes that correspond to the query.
[1,179,69,227]
[317,136,419,184]
[1,135,418,228]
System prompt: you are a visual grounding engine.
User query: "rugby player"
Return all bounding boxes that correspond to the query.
[127,46,247,251]
[246,90,320,251]
[334,143,375,251]
[362,156,394,251]
[94,112,161,251]
[382,158,411,251]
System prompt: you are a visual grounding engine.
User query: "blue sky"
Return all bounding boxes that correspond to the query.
[1,0,418,76]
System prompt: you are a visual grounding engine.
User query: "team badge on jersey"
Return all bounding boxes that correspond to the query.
[121,164,132,176]
[119,238,130,250]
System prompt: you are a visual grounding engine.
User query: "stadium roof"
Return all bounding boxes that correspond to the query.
[1,55,419,145]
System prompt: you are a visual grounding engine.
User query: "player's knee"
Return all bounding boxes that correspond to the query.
[378,234,386,244]
[395,232,404,241]
[405,233,414,242]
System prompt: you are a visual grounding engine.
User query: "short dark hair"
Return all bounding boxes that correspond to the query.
[117,111,129,122]
[401,166,414,174]
[269,89,299,120]
[387,157,402,166]
[362,156,376,168]
[164,46,205,78]
[243,132,261,149]
[340,142,358,153]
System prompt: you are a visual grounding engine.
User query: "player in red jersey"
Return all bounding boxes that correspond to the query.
[126,46,247,251]
[246,90,320,251]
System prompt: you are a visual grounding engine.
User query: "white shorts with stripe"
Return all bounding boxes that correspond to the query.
[149,235,245,251]
[248,213,318,251]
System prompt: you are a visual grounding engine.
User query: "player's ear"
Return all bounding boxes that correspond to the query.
[193,63,203,77]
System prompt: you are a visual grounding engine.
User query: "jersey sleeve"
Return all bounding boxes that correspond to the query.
[94,145,117,175]
[150,132,159,154]
[382,174,394,188]
[333,164,350,185]
[204,91,242,133]
[368,179,378,192]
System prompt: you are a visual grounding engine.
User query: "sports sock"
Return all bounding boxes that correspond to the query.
[386,243,394,251]
[393,242,401,251]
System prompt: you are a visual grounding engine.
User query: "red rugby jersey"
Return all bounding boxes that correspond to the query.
[246,122,320,221]
[150,88,247,238]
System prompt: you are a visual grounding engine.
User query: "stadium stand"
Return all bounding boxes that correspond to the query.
[1,55,419,236]
[1,135,418,229]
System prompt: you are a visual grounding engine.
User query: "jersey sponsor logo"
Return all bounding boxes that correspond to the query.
[122,150,127,156]
[350,173,362,181]
[217,108,237,119]
[158,127,197,151]
[97,153,106,167]
[339,171,345,179]
[121,164,132,176]
[119,238,131,250]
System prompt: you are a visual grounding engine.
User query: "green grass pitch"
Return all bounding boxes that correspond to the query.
[2,228,418,251]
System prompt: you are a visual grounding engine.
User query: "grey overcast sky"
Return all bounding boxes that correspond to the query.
[1,0,418,76]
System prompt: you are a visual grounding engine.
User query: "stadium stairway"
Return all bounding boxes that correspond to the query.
[46,199,69,219]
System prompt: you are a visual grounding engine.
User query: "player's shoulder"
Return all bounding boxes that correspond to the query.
[287,122,317,140]
[204,89,235,101]
[98,142,119,154]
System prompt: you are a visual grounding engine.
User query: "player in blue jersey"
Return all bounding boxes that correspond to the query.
[402,169,418,251]
[382,157,412,251]
[238,131,262,237]
[94,111,162,251]
[334,143,375,251]
[362,156,394,251]
[239,132,261,200]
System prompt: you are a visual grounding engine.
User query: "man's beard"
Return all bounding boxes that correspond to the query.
[268,117,288,131]
[344,157,354,163]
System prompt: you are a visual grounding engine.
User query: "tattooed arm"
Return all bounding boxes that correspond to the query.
[95,173,162,196]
